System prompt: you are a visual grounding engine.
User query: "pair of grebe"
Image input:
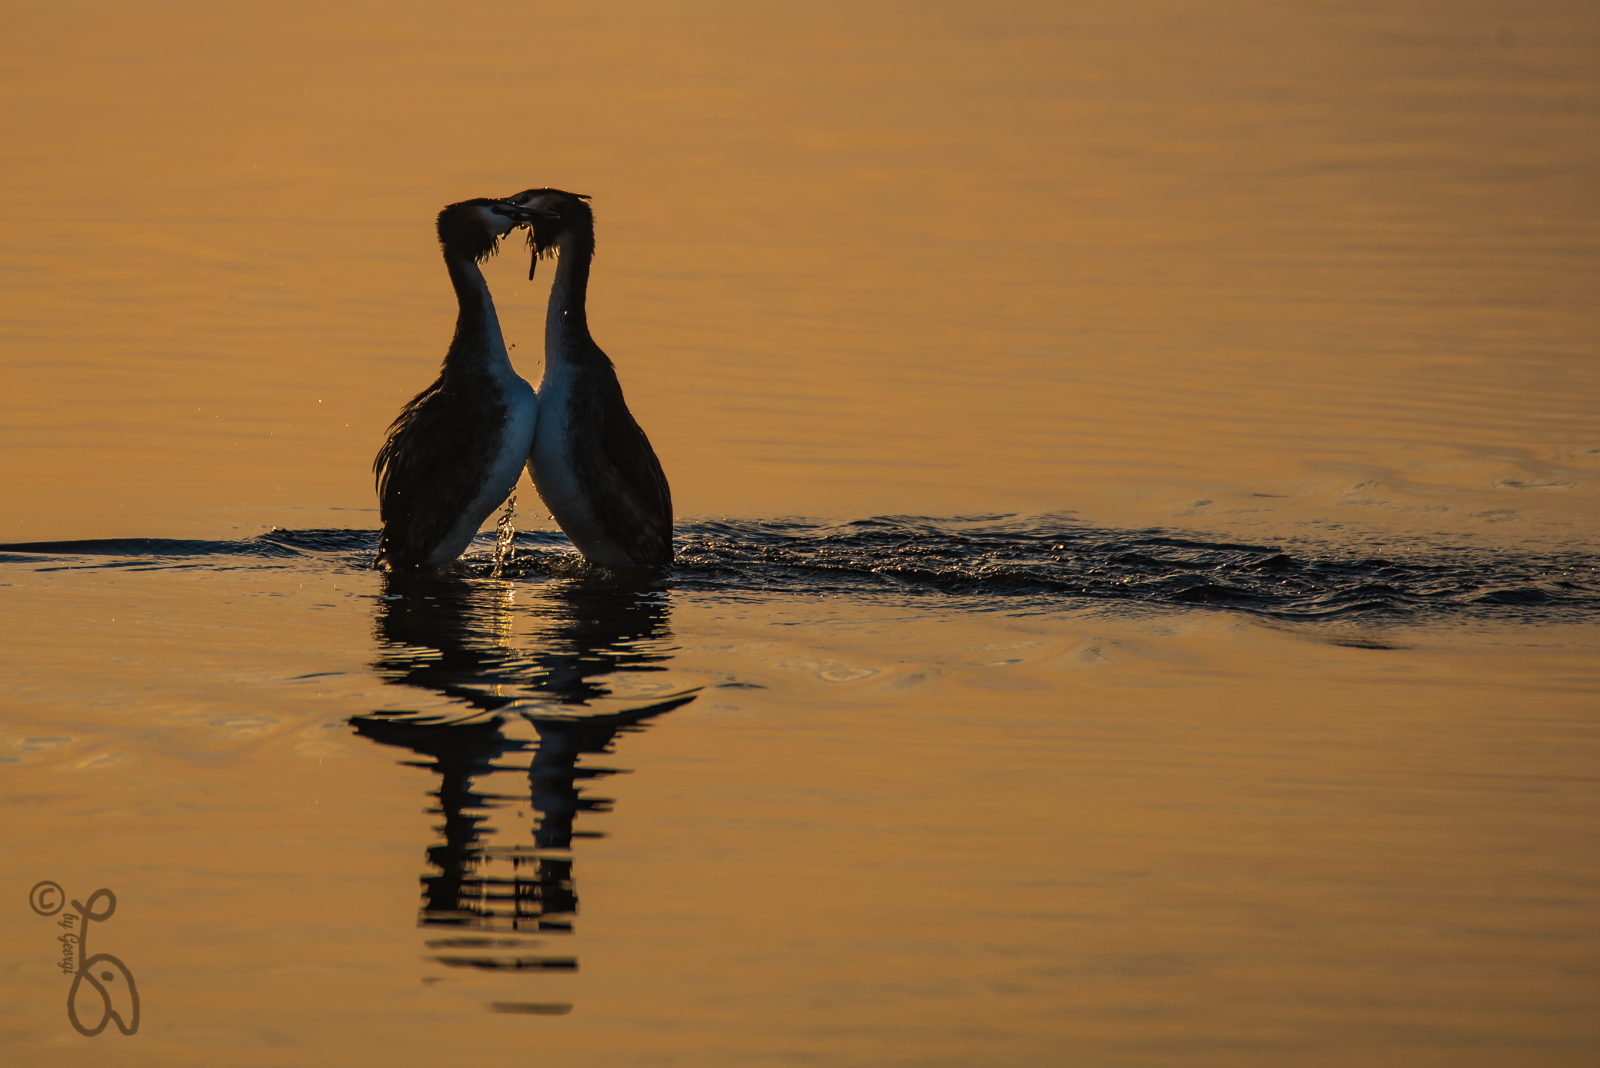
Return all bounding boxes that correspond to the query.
[373,190,672,571]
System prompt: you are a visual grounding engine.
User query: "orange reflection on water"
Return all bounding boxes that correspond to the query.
[1,2,1596,542]
[2,3,1599,1065]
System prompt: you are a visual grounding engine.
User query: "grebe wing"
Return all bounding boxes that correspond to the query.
[586,375,674,566]
[373,380,488,567]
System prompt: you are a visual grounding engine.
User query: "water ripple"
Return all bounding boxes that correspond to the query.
[662,515,1597,621]
[2,515,1594,623]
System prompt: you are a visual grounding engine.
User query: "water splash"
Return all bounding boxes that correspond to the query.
[492,495,518,577]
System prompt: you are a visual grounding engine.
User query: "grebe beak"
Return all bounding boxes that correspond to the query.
[492,203,559,227]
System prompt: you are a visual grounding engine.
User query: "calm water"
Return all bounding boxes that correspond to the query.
[3,2,1598,1065]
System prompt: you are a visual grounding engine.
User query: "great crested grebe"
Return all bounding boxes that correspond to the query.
[372,196,552,571]
[508,188,674,568]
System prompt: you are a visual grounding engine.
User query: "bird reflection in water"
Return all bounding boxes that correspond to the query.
[350,570,694,990]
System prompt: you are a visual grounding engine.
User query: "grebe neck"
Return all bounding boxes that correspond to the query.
[444,250,514,376]
[545,232,597,361]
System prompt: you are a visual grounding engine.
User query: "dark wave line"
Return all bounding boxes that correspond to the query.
[2,516,1595,623]
[661,515,1598,621]
[0,536,303,559]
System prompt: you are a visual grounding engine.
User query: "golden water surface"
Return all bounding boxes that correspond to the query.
[1,2,1597,1065]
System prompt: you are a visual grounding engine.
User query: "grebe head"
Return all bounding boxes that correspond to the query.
[435,197,554,263]
[502,188,593,278]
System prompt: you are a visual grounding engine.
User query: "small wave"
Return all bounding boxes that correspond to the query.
[0,536,301,559]
[658,515,1597,621]
[3,515,1594,622]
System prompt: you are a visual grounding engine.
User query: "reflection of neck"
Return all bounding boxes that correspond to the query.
[444,249,512,376]
[544,232,595,362]
[423,767,488,919]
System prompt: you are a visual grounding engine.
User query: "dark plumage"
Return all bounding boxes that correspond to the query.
[373,198,544,571]
[373,368,509,566]
[507,188,674,568]
[556,350,675,563]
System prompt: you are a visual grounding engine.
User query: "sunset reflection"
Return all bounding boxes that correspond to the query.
[354,574,693,983]
[1,1,1597,1062]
